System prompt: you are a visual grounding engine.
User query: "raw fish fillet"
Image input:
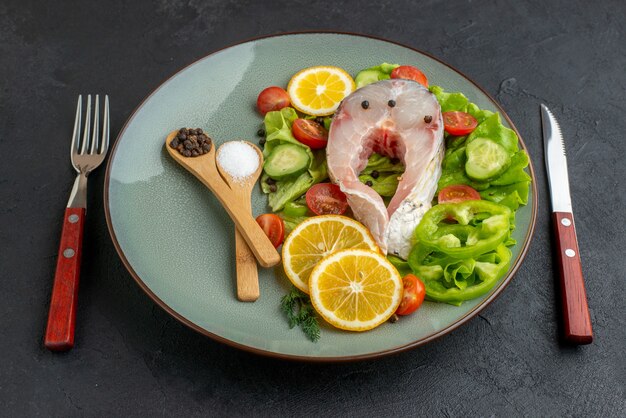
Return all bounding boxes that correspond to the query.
[326,79,444,258]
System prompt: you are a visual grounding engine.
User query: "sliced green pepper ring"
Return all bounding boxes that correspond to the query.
[409,244,512,305]
[414,200,511,259]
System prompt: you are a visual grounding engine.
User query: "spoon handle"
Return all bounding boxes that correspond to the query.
[235,191,260,301]
[197,172,280,268]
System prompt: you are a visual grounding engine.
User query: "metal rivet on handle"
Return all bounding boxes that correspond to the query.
[68,214,80,223]
[561,218,571,227]
[565,249,575,258]
[63,248,75,258]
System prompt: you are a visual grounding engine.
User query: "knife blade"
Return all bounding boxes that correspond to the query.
[541,104,593,345]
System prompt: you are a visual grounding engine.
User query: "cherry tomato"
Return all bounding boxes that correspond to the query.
[292,119,328,149]
[442,111,478,136]
[256,86,290,115]
[305,183,348,215]
[390,65,429,88]
[438,184,481,204]
[256,214,285,248]
[396,274,426,316]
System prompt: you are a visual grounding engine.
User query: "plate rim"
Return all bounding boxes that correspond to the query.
[103,30,538,362]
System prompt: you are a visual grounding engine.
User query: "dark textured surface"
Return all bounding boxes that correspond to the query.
[1,0,625,416]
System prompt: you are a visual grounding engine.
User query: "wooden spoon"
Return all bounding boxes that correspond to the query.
[164,131,280,268]
[216,142,263,302]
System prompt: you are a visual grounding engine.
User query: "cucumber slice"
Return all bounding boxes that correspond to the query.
[355,70,382,89]
[264,144,310,180]
[465,137,511,181]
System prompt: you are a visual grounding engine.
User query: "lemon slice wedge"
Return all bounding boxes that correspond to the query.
[281,215,378,294]
[287,66,355,116]
[309,249,403,331]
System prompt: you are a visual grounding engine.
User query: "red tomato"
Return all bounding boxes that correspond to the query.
[292,119,328,149]
[442,111,478,136]
[438,185,481,204]
[305,183,348,215]
[396,274,426,316]
[390,65,429,88]
[256,86,290,115]
[256,214,285,248]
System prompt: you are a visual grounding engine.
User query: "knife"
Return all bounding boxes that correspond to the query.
[541,104,593,345]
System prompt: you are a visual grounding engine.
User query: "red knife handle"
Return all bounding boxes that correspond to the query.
[552,211,593,345]
[45,207,85,351]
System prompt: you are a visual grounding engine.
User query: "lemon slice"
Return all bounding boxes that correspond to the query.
[282,215,377,294]
[287,66,356,116]
[309,249,403,331]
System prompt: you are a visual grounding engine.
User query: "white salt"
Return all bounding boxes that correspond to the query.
[217,141,260,181]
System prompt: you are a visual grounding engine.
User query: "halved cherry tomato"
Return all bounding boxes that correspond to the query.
[256,86,290,115]
[256,214,285,247]
[396,274,426,316]
[390,65,429,88]
[438,184,481,204]
[305,183,348,215]
[292,119,328,149]
[442,111,478,136]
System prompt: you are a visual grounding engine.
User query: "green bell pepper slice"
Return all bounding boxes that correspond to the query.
[408,244,512,305]
[414,200,512,259]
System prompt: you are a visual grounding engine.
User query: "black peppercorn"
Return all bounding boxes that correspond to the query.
[371,170,380,179]
[361,100,369,109]
[365,180,373,187]
[266,177,276,185]
[257,128,265,137]
[424,115,433,123]
[269,184,278,193]
[387,100,396,108]
[390,158,400,164]
[170,138,179,148]
[259,138,266,146]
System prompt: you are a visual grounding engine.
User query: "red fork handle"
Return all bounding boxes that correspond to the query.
[552,211,593,345]
[45,207,85,351]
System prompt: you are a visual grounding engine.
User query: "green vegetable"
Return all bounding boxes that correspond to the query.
[408,243,512,305]
[465,137,511,181]
[261,108,328,211]
[262,151,328,211]
[358,153,405,196]
[431,86,531,213]
[387,255,412,277]
[414,200,512,259]
[354,62,400,88]
[283,201,309,217]
[280,287,320,342]
[467,113,519,155]
[429,85,494,123]
[264,144,310,180]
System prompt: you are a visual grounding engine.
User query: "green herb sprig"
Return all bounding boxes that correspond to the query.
[280,287,321,342]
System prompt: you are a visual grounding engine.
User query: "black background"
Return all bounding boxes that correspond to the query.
[1,1,625,416]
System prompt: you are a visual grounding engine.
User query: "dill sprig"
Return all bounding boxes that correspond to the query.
[280,287,321,342]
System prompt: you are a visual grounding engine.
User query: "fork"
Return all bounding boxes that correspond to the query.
[44,94,109,351]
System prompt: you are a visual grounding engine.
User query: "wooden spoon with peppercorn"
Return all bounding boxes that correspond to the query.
[165,129,280,268]
[215,142,264,302]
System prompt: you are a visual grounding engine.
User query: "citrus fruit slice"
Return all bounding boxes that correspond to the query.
[287,66,356,116]
[309,249,403,331]
[282,215,377,294]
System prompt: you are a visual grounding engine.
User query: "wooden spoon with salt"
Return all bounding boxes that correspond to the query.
[164,131,280,269]
[216,141,264,302]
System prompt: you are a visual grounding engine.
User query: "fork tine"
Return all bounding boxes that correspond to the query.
[80,95,92,154]
[89,95,100,154]
[70,95,82,155]
[100,95,109,154]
